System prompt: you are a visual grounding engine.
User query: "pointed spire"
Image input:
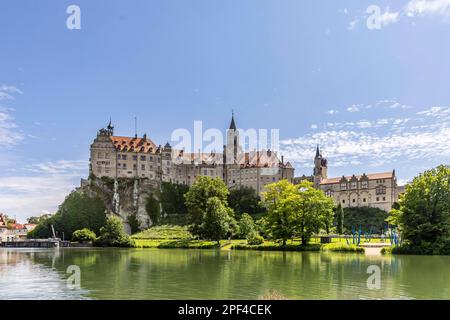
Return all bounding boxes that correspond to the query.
[229,110,236,130]
[315,144,320,158]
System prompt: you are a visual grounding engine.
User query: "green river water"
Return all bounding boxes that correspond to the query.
[1,248,449,300]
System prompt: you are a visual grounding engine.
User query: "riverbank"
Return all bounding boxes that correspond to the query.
[131,225,367,252]
[132,238,365,253]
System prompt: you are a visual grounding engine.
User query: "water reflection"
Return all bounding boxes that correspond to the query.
[1,248,450,300]
[0,249,88,299]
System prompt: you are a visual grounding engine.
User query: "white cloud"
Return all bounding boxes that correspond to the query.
[379,8,401,27]
[280,102,450,173]
[327,109,339,115]
[347,105,360,112]
[350,1,450,30]
[0,160,88,222]
[406,0,450,17]
[0,107,23,147]
[0,85,23,100]
[311,124,318,130]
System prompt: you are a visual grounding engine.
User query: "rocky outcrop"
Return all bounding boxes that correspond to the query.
[78,176,160,234]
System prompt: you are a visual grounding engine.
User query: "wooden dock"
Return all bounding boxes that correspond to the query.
[0,240,71,248]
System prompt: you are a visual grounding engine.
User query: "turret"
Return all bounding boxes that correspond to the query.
[313,145,327,188]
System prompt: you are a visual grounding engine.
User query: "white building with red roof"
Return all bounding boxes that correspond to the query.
[89,116,294,195]
[294,145,400,212]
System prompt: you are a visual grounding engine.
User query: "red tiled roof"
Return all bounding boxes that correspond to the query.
[320,172,394,185]
[0,213,6,228]
[111,136,158,153]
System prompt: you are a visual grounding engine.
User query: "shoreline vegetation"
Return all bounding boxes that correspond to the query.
[26,165,450,255]
[129,225,365,253]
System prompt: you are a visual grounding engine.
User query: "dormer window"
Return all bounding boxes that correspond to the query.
[340,183,347,190]
[362,181,368,189]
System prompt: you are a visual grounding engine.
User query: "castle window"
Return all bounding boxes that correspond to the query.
[141,164,145,170]
[363,198,366,202]
[133,164,137,170]
[376,186,386,195]
[383,197,386,201]
[362,181,368,189]
[133,155,137,161]
[149,156,153,161]
[117,154,121,159]
[352,199,356,203]
[376,197,379,201]
[340,183,347,190]
[140,156,146,161]
[204,170,207,175]
[122,155,127,160]
[342,200,345,204]
[351,182,357,189]
[123,163,127,169]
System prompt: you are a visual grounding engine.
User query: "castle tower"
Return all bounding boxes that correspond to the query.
[313,145,328,188]
[226,111,241,164]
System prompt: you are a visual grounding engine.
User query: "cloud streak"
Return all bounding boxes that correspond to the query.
[281,103,450,173]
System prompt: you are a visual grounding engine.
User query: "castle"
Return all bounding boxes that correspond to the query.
[293,145,400,212]
[89,115,295,195]
[89,116,400,211]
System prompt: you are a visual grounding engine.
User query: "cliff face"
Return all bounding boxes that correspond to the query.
[79,176,160,234]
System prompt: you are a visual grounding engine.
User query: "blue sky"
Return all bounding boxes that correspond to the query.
[1,0,450,221]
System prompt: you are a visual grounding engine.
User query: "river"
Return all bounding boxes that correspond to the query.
[1,248,449,300]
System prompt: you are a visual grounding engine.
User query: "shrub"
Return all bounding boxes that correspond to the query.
[247,232,264,245]
[321,243,365,253]
[145,194,161,225]
[96,215,134,247]
[380,246,393,255]
[72,228,97,242]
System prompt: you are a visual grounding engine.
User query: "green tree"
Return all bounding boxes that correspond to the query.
[343,207,388,234]
[202,197,236,245]
[184,176,231,236]
[262,180,335,245]
[160,182,189,214]
[145,193,161,225]
[393,165,450,254]
[72,228,97,242]
[228,186,263,216]
[336,204,344,235]
[28,192,106,240]
[128,213,140,234]
[96,215,134,247]
[26,216,43,224]
[296,181,335,243]
[237,213,256,239]
[262,180,302,246]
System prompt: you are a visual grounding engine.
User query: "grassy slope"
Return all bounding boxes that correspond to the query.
[132,225,365,252]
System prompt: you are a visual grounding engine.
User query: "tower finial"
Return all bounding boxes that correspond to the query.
[229,110,236,130]
[316,144,320,158]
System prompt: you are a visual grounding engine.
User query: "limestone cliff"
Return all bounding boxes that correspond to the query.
[79,176,160,234]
